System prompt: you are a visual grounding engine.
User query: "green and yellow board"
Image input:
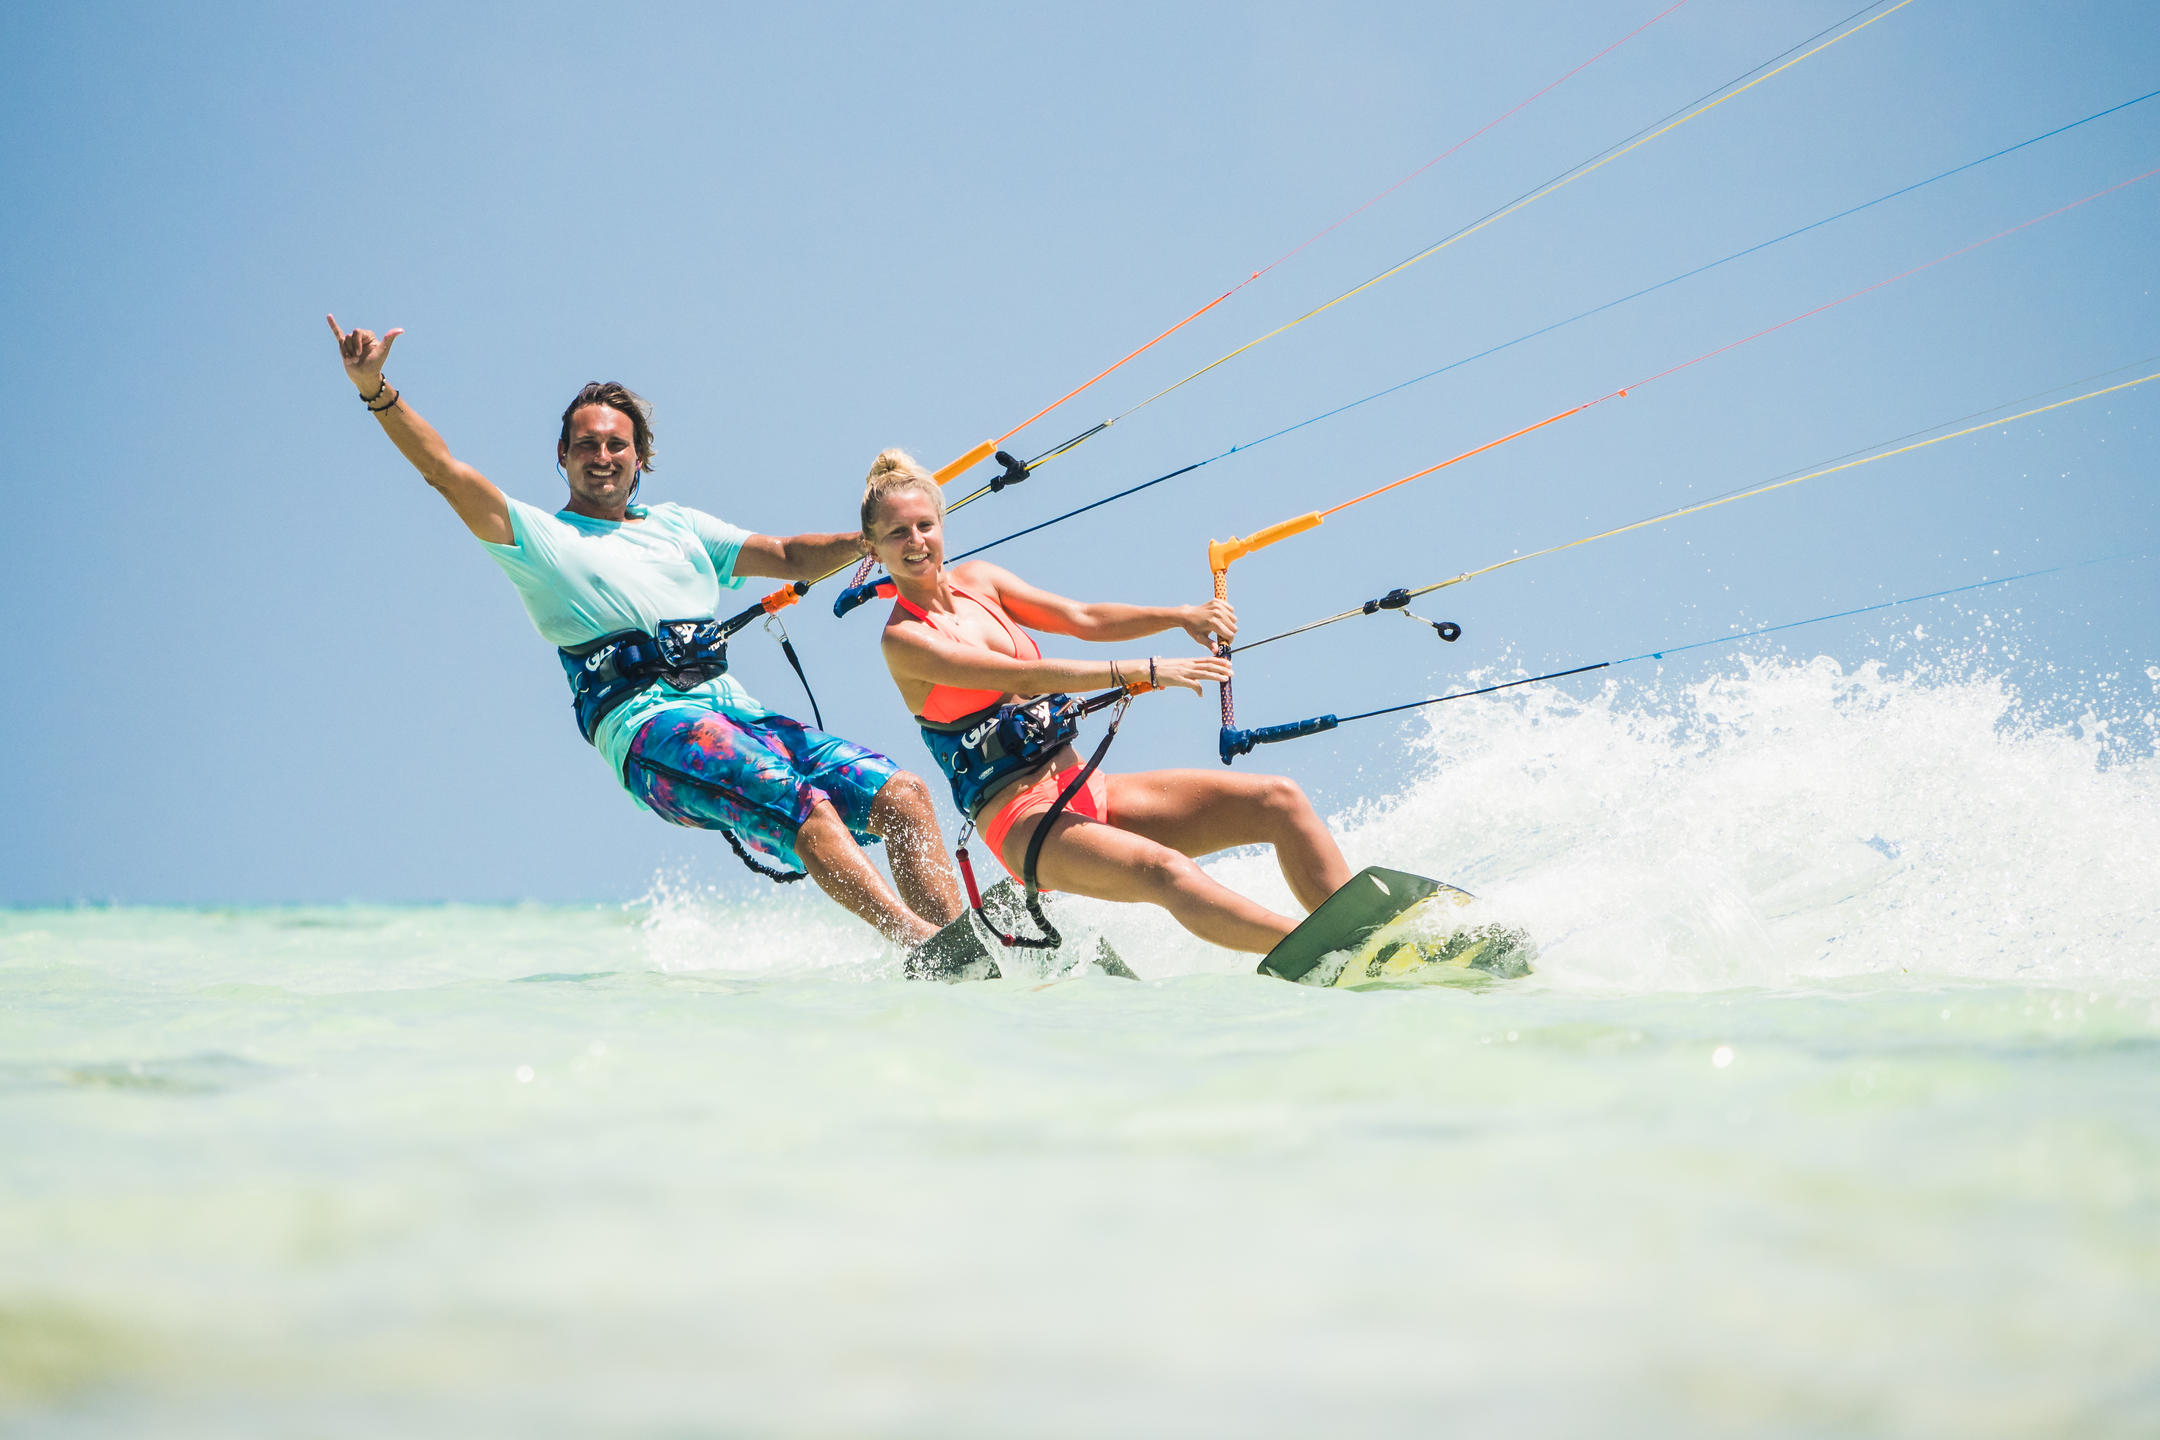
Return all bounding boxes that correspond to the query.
[1258,866,1535,988]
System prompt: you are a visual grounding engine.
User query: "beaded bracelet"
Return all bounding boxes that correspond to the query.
[366,385,402,414]
[357,375,389,406]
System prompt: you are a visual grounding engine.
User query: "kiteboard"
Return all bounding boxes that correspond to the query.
[1258,866,1535,988]
[904,879,1137,983]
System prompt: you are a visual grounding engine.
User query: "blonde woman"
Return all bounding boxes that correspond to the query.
[863,450,1351,953]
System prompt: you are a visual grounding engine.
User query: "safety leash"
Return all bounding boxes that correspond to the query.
[954,689,1134,949]
[762,614,823,732]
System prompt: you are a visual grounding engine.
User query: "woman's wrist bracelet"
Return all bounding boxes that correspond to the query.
[1149,657,1157,688]
[366,384,402,415]
[357,374,389,405]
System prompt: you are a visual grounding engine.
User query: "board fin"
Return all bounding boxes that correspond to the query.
[977,879,1138,980]
[904,912,1001,983]
[1259,866,1535,986]
[907,880,1138,982]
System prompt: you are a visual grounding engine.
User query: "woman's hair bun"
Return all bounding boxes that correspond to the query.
[865,448,913,483]
[860,448,944,538]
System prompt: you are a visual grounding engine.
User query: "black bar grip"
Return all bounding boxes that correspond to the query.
[1218,713,1339,764]
[718,599,768,637]
[833,580,889,618]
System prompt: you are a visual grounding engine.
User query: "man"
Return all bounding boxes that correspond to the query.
[326,315,973,956]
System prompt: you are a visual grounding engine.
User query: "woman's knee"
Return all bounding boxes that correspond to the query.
[1256,773,1314,822]
[1132,844,1209,900]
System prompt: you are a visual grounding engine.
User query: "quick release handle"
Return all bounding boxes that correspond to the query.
[1218,714,1338,765]
[759,579,809,615]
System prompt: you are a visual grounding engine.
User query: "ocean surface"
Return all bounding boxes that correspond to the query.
[4,654,2157,1438]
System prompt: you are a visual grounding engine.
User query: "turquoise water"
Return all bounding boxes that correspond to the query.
[4,656,2157,1437]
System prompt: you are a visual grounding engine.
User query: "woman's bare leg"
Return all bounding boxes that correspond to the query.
[1002,814,1297,954]
[1105,770,1350,912]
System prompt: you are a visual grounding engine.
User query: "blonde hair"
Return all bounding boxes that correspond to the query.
[860,448,944,541]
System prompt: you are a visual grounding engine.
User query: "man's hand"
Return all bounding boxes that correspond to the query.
[327,314,402,394]
[321,314,512,543]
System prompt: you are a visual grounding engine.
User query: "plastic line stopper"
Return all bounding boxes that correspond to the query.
[934,440,997,484]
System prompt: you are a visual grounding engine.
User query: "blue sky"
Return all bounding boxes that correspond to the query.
[3,0,2155,905]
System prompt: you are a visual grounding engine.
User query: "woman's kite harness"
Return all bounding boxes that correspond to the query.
[937,687,1136,952]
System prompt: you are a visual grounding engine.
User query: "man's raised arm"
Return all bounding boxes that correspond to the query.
[327,315,513,545]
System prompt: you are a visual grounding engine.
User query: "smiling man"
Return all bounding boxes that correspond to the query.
[327,316,978,962]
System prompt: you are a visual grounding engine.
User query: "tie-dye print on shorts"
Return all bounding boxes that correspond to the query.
[623,709,899,871]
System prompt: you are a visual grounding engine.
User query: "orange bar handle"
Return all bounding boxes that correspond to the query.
[1206,511,1324,573]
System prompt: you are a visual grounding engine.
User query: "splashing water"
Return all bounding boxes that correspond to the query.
[6,647,2157,1436]
[1361,650,2159,993]
[633,648,2160,995]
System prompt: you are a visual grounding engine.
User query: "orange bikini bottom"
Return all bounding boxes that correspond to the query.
[978,764,1111,888]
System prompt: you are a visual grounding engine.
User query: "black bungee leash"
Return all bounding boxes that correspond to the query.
[954,689,1134,950]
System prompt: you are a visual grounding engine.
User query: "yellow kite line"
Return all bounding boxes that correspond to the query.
[1232,367,2160,653]
[1102,0,1917,437]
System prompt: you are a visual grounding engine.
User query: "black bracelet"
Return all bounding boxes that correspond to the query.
[357,374,389,406]
[366,385,402,414]
[1149,657,1157,688]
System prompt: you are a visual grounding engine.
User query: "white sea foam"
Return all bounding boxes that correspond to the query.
[1069,645,2158,991]
[1343,649,2160,993]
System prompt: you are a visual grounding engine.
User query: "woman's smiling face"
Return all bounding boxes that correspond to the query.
[870,488,945,581]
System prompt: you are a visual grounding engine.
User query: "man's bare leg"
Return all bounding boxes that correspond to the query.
[864,772,966,929]
[793,800,941,948]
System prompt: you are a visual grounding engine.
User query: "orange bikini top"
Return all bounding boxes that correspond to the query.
[892,583,1041,722]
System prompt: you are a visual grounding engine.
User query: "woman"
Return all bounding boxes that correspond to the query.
[863,449,1352,953]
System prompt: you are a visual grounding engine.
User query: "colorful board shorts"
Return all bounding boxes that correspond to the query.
[980,763,1110,889]
[624,709,899,872]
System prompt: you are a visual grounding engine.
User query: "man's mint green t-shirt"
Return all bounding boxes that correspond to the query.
[481,497,774,792]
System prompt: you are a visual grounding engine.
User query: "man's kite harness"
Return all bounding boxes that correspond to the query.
[558,583,827,882]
